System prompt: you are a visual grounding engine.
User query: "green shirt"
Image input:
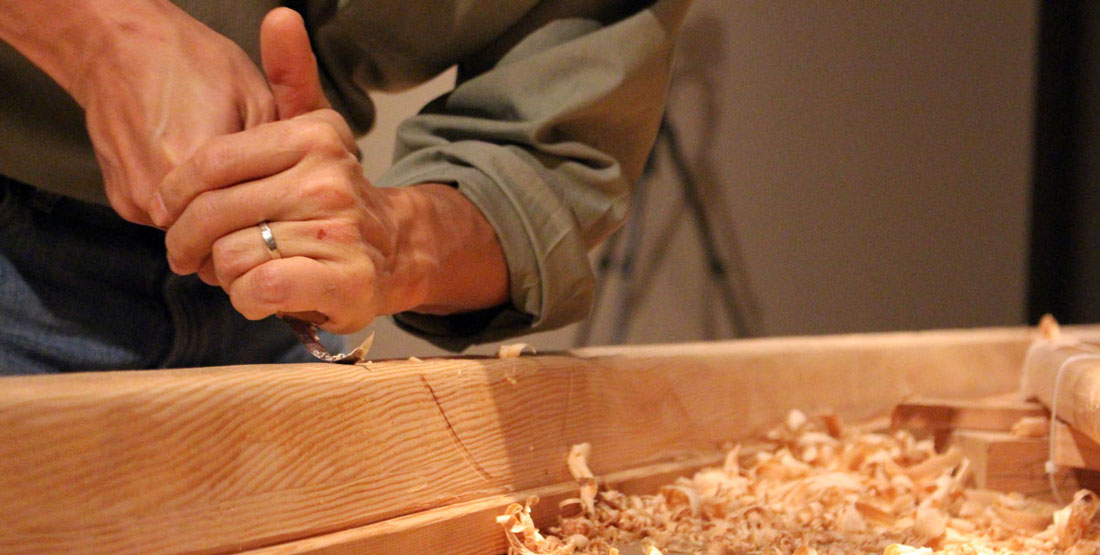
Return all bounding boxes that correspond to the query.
[0,0,691,348]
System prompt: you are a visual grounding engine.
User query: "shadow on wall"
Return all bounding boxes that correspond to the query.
[580,11,763,346]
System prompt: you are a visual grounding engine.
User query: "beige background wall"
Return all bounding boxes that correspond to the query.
[354,1,1039,359]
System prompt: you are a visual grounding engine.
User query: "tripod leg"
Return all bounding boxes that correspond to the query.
[574,228,624,347]
[610,174,649,344]
[662,117,755,337]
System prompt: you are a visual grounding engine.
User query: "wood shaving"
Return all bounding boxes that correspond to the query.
[1011,416,1050,438]
[498,410,1100,554]
[499,343,536,358]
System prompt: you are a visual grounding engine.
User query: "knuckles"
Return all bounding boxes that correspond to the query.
[188,138,235,186]
[314,218,362,246]
[164,191,220,272]
[210,236,253,283]
[186,191,223,230]
[300,171,357,210]
[292,117,346,157]
[244,263,293,307]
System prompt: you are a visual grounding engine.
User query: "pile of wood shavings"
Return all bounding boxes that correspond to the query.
[496,410,1100,554]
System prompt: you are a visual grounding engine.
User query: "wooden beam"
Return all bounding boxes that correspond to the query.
[951,430,1100,503]
[891,396,1047,450]
[0,326,1076,553]
[241,420,1100,554]
[1016,318,1100,448]
[891,397,1047,433]
[1052,420,1100,470]
[245,453,726,554]
[891,396,1100,472]
[1020,329,1100,448]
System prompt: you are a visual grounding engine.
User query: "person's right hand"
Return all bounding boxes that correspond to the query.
[67,1,277,226]
[153,8,509,332]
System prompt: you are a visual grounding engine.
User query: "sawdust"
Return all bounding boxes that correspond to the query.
[496,410,1100,554]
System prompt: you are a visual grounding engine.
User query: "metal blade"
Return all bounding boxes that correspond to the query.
[279,314,373,364]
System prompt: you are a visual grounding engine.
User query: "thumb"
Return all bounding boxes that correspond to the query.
[260,8,329,119]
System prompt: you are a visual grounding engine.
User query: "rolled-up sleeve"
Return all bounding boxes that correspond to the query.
[319,0,692,348]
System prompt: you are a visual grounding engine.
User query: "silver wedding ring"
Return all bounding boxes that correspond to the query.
[258,221,282,259]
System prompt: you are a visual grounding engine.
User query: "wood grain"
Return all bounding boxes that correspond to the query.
[0,326,1075,554]
[891,396,1047,450]
[245,453,727,554]
[891,397,1047,433]
[1020,332,1100,448]
[951,429,1100,502]
[1052,420,1100,470]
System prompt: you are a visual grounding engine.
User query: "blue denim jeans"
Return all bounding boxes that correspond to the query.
[0,176,343,374]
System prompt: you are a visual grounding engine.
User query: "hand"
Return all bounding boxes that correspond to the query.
[157,8,508,333]
[78,2,277,226]
[157,9,405,333]
[160,108,410,332]
[0,0,279,226]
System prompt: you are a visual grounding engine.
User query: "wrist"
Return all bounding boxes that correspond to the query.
[0,0,181,104]
[381,184,510,317]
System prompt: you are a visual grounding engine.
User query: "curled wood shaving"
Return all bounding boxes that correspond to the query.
[1053,490,1100,549]
[498,410,1100,554]
[499,343,536,358]
[568,443,599,515]
[1011,416,1050,439]
[1039,313,1061,340]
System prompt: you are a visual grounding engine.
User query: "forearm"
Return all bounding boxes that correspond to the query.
[0,0,184,104]
[374,0,692,345]
[387,184,509,316]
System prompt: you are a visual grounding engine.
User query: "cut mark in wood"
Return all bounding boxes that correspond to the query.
[419,375,494,483]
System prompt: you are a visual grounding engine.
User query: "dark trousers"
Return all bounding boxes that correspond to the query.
[0,176,340,374]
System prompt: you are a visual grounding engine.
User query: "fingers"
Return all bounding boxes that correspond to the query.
[228,256,375,334]
[206,220,354,286]
[186,218,380,333]
[164,152,362,274]
[153,112,353,228]
[261,8,329,119]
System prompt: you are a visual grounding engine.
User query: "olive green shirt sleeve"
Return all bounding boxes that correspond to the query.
[316,0,692,349]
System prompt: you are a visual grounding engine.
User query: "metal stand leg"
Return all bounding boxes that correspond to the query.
[577,115,760,346]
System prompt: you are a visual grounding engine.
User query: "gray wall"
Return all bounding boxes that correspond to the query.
[356,1,1039,357]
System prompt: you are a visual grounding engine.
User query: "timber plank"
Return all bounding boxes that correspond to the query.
[1052,420,1100,470]
[245,453,727,554]
[1020,334,1100,450]
[891,396,1047,450]
[950,430,1100,502]
[0,326,1077,554]
[891,397,1046,433]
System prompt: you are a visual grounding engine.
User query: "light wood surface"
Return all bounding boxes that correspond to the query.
[1053,420,1100,470]
[1020,330,1100,448]
[245,453,726,554]
[891,397,1047,433]
[951,429,1100,502]
[891,396,1047,450]
[0,326,1069,554]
